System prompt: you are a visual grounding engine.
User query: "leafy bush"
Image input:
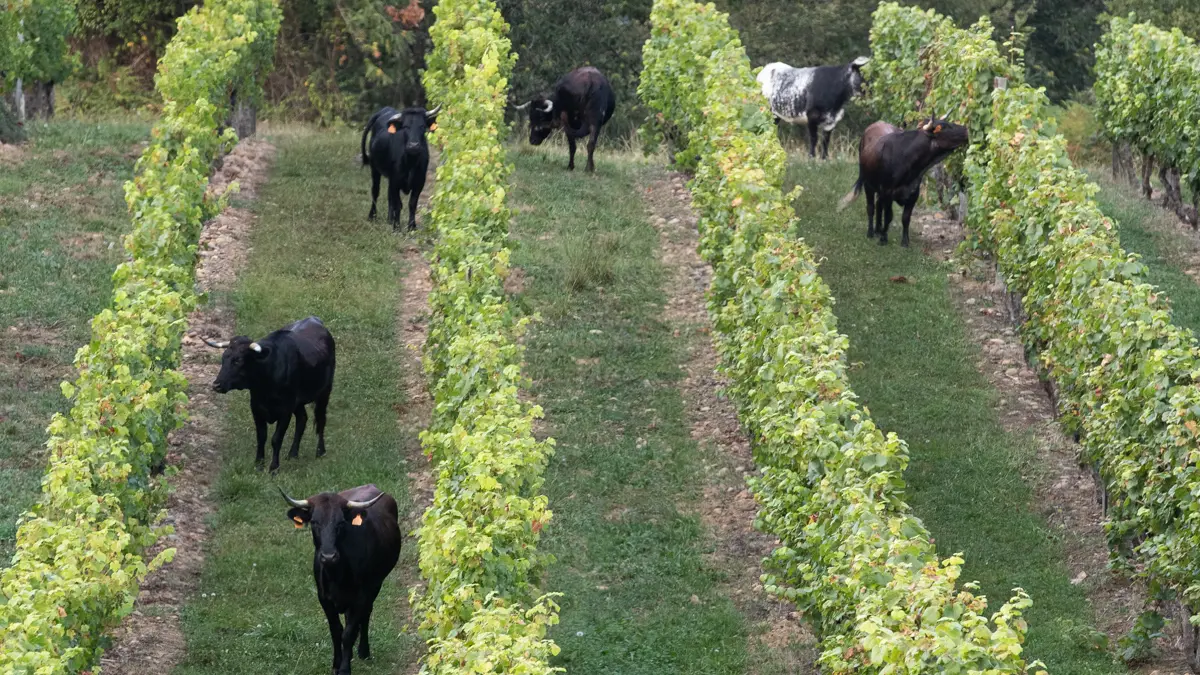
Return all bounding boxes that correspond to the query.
[874,0,1200,649]
[640,1,1046,672]
[1095,16,1200,201]
[414,0,561,672]
[0,1,280,671]
[0,0,77,89]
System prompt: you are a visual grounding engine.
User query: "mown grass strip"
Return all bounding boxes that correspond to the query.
[0,120,147,562]
[1089,173,1200,337]
[508,149,764,674]
[786,159,1123,675]
[174,129,418,675]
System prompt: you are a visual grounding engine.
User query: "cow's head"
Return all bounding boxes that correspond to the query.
[386,105,441,156]
[522,97,558,145]
[281,488,385,566]
[204,336,269,393]
[919,113,969,153]
[848,56,870,97]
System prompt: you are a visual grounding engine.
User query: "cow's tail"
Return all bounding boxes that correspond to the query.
[362,110,384,166]
[838,173,862,212]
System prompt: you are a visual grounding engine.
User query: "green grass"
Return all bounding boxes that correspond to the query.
[174,129,418,675]
[509,148,782,674]
[0,119,149,562]
[1087,170,1200,337]
[785,160,1125,675]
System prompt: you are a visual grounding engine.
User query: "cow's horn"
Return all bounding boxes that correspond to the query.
[539,100,554,113]
[280,487,310,510]
[203,338,229,349]
[512,101,531,111]
[425,104,441,118]
[249,342,263,353]
[346,492,386,510]
[851,56,870,67]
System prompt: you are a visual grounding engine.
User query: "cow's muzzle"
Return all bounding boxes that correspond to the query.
[211,381,229,394]
[319,551,340,565]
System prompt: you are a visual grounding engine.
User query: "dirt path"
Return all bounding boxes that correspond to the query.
[99,139,275,675]
[393,158,436,675]
[642,169,818,673]
[914,213,1190,674]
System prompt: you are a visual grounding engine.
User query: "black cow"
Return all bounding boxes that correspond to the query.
[516,66,615,172]
[838,115,970,247]
[205,316,335,473]
[360,105,440,231]
[757,57,870,159]
[282,484,401,675]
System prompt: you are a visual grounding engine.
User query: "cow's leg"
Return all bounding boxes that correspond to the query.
[323,603,344,675]
[407,189,419,231]
[288,405,307,459]
[874,194,886,241]
[567,135,577,171]
[387,179,401,229]
[585,124,599,173]
[865,185,876,238]
[338,608,364,675]
[820,129,832,160]
[251,406,268,469]
[368,170,381,221]
[357,602,373,659]
[806,111,825,156]
[315,390,330,458]
[879,199,894,245]
[900,196,917,248]
[268,413,291,473]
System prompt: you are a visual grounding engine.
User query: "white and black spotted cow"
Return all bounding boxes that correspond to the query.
[756,56,870,159]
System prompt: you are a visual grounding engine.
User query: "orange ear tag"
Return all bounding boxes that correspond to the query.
[293,516,305,529]
[429,123,437,131]
[387,123,397,134]
[934,125,942,133]
[351,514,364,526]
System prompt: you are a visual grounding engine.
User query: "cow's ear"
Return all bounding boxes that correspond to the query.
[345,507,367,526]
[287,507,312,528]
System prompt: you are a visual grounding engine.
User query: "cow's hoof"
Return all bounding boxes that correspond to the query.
[358,648,371,660]
[316,447,326,458]
[368,213,377,222]
[567,164,575,171]
[288,451,299,460]
[901,239,910,248]
[878,237,888,246]
[268,464,280,474]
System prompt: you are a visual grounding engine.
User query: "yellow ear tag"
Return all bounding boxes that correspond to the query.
[352,514,364,526]
[293,516,304,529]
[429,123,437,131]
[387,123,397,134]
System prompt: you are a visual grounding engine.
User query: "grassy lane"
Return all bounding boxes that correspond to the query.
[508,149,762,674]
[174,129,418,675]
[785,160,1124,675]
[1087,172,1200,336]
[0,120,148,562]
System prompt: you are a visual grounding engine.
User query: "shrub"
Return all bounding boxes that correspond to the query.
[0,1,280,672]
[414,0,561,672]
[640,1,1046,672]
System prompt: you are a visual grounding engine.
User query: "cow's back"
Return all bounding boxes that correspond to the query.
[556,67,615,127]
[860,121,903,176]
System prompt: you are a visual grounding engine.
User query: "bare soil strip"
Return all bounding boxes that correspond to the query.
[642,168,818,673]
[393,159,436,675]
[914,213,1190,674]
[99,139,276,675]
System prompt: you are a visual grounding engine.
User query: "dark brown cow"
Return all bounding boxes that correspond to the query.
[839,115,969,246]
[282,484,401,675]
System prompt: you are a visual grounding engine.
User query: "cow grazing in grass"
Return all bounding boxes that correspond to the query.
[757,57,870,159]
[205,316,335,473]
[515,67,615,172]
[838,115,970,247]
[361,105,440,231]
[282,484,401,675]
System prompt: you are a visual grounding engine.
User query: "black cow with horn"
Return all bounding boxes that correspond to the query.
[514,66,615,172]
[282,484,402,675]
[361,104,440,231]
[204,316,335,473]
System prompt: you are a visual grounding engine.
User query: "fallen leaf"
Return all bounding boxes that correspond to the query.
[890,275,908,283]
